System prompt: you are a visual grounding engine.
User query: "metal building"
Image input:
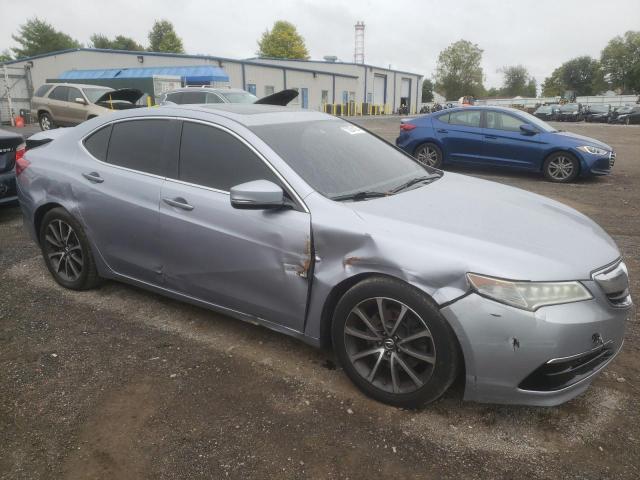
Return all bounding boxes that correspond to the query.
[1,48,423,123]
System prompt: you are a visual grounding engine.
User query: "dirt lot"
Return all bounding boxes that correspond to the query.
[1,120,638,479]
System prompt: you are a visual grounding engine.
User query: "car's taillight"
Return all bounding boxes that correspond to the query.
[400,123,416,131]
[15,143,30,176]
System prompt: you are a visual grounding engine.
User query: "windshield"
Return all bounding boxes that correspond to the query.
[560,103,579,112]
[535,106,551,113]
[250,119,439,199]
[83,87,114,103]
[617,106,633,113]
[219,91,258,103]
[589,105,610,113]
[516,110,557,132]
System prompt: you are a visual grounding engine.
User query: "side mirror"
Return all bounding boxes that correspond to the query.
[230,180,285,210]
[74,97,87,105]
[520,124,537,135]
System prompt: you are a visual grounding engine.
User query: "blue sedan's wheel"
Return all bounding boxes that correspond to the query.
[543,152,579,183]
[332,276,461,408]
[414,143,442,169]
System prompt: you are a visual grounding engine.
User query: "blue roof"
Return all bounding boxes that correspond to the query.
[59,65,229,83]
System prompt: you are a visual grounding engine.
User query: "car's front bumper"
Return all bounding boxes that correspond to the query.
[440,283,631,406]
[0,170,17,205]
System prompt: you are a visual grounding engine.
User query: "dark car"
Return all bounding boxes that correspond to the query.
[533,104,560,121]
[584,104,611,123]
[611,105,640,125]
[0,129,25,205]
[558,103,583,122]
[396,106,615,183]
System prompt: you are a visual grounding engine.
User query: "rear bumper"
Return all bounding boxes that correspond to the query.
[441,285,631,406]
[0,170,17,204]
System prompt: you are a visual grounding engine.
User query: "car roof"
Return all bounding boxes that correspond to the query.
[434,105,529,115]
[43,82,114,90]
[166,87,250,94]
[156,103,333,127]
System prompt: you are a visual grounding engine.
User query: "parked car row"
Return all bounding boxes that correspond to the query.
[532,102,640,124]
[15,103,631,409]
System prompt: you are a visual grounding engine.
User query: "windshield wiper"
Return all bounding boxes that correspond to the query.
[331,190,391,202]
[390,174,440,194]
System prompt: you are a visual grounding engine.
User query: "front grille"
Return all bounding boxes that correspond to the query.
[609,151,616,169]
[593,260,631,308]
[519,343,614,391]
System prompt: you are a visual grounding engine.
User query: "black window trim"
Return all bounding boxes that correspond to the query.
[79,116,309,213]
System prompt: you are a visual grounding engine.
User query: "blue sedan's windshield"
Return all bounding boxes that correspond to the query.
[518,110,557,132]
[251,119,439,199]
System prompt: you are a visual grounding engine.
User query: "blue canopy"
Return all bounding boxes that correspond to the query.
[59,65,229,84]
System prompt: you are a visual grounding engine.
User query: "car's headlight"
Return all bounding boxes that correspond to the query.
[466,273,592,311]
[577,145,609,155]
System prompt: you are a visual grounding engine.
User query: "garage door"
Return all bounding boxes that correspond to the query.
[373,74,386,105]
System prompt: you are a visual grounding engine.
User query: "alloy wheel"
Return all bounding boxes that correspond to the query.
[415,145,439,167]
[343,297,436,394]
[43,219,83,282]
[40,115,51,130]
[547,155,575,181]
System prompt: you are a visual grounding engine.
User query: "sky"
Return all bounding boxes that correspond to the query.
[1,0,638,89]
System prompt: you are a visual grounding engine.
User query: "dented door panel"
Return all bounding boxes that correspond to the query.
[159,180,311,331]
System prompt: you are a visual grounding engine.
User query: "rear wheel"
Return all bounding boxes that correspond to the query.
[39,208,101,290]
[413,142,442,169]
[332,277,461,408]
[39,112,55,131]
[543,152,579,183]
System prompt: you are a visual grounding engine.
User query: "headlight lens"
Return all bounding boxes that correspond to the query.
[577,145,609,155]
[466,273,592,311]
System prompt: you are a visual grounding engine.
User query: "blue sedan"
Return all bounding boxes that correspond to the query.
[396,106,615,182]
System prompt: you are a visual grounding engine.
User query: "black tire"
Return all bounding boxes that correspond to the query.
[332,276,461,408]
[39,112,55,131]
[39,207,101,290]
[543,151,580,183]
[413,142,443,169]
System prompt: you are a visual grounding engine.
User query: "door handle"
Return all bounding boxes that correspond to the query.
[484,135,498,139]
[163,197,194,211]
[437,129,448,133]
[82,172,104,183]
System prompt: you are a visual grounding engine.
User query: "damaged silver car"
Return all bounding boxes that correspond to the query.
[17,104,632,408]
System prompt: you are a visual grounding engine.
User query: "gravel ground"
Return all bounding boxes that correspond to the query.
[1,120,638,479]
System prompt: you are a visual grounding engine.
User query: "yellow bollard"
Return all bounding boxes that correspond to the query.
[147,95,152,107]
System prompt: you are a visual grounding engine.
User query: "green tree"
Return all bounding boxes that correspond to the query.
[11,17,80,58]
[257,21,309,59]
[485,87,501,97]
[91,33,145,51]
[434,40,485,99]
[499,65,537,97]
[601,31,640,93]
[542,56,606,97]
[148,20,184,53]
[0,49,12,62]
[421,78,434,102]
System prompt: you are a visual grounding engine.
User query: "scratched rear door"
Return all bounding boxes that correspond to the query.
[158,119,312,332]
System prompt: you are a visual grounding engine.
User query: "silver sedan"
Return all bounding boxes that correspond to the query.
[17,104,632,408]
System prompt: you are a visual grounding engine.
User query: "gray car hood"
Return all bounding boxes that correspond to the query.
[347,173,619,282]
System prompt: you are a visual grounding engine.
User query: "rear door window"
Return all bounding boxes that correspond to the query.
[83,124,113,161]
[106,119,173,176]
[165,92,183,104]
[448,110,481,128]
[48,86,69,101]
[205,93,223,103]
[176,121,280,191]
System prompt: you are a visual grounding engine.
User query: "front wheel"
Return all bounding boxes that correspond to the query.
[543,152,580,183]
[39,208,101,290]
[332,277,461,408]
[413,142,443,169]
[39,112,55,131]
